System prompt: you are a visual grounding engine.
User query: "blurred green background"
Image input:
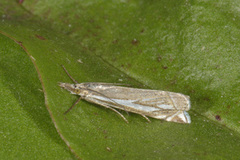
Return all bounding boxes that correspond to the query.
[0,0,240,159]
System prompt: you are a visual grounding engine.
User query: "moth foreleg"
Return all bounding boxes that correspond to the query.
[64,97,82,114]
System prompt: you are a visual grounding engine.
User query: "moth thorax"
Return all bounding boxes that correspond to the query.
[81,90,89,96]
[74,89,89,96]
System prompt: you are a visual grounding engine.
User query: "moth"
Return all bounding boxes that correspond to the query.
[59,65,191,124]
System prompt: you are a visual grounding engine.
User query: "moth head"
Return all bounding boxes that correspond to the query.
[59,83,90,96]
[59,83,80,94]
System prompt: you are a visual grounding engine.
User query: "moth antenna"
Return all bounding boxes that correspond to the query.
[61,65,79,83]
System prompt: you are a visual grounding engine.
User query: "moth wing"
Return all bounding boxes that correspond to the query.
[134,97,191,123]
[87,95,191,123]
[91,85,190,111]
[166,111,191,123]
[134,96,190,111]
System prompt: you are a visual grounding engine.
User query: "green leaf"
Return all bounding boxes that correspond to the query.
[1,0,240,159]
[0,31,75,159]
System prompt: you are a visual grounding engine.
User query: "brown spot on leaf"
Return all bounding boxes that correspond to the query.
[15,40,27,51]
[103,130,107,134]
[162,66,168,69]
[203,97,210,101]
[95,25,101,29]
[112,39,118,44]
[35,34,46,40]
[121,63,132,69]
[215,115,221,121]
[131,39,139,45]
[15,40,23,45]
[140,29,145,33]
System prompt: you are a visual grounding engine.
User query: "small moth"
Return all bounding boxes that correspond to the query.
[59,65,191,124]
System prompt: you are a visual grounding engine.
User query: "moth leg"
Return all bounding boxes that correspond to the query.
[61,65,79,83]
[107,106,129,123]
[64,97,82,115]
[141,114,151,123]
[85,98,129,123]
[96,102,129,123]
